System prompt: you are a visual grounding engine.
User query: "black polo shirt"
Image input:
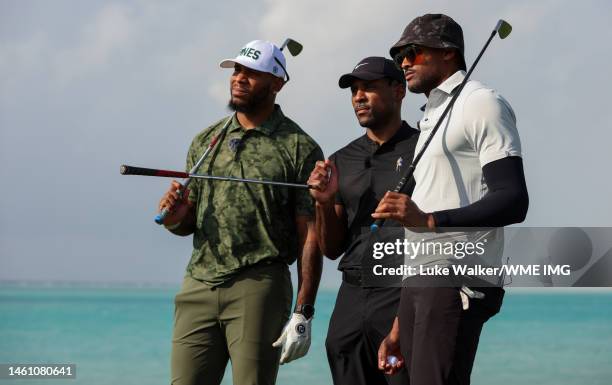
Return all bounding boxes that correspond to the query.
[330,121,420,272]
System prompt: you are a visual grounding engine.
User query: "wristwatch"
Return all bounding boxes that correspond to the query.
[294,304,315,320]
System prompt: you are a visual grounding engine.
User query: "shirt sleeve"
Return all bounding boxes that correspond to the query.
[463,88,522,167]
[432,156,529,227]
[295,145,325,217]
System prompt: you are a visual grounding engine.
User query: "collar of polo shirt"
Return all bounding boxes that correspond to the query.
[420,70,466,111]
[435,70,465,95]
[229,105,285,136]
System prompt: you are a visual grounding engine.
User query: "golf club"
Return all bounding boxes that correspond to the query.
[154,114,233,224]
[121,165,314,189]
[370,19,512,232]
[280,38,303,56]
[275,38,303,82]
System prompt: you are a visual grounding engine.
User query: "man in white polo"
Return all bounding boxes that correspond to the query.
[374,14,528,385]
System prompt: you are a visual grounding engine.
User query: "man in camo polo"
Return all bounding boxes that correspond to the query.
[158,39,324,385]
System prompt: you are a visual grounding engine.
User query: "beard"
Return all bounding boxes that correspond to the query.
[228,84,273,113]
[406,72,443,95]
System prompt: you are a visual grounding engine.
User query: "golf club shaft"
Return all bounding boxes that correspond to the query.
[121,165,313,189]
[371,24,504,232]
[154,115,233,224]
[190,173,312,189]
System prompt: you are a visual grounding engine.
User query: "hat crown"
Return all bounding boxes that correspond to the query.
[338,56,405,89]
[220,39,287,79]
[390,13,464,58]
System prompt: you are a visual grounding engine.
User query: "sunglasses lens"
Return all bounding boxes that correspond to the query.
[394,46,419,66]
[394,53,404,66]
[406,47,417,62]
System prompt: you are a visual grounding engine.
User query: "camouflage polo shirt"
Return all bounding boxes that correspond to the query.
[184,105,323,285]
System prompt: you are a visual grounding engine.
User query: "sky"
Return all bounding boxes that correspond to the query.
[1,0,612,286]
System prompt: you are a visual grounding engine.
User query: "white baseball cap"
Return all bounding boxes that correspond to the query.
[220,40,288,80]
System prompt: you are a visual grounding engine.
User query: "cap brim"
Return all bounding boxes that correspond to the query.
[390,38,434,57]
[219,58,242,68]
[390,37,410,58]
[219,57,259,70]
[219,57,285,79]
[390,37,463,58]
[338,72,386,89]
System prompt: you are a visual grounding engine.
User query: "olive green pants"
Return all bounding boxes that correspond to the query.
[171,262,292,385]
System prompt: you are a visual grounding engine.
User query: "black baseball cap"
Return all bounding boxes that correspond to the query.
[338,56,406,89]
[390,14,465,65]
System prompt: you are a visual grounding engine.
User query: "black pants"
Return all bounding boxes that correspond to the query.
[399,279,504,385]
[326,281,410,385]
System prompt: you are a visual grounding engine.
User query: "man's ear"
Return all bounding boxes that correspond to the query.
[394,81,406,101]
[272,77,285,94]
[442,48,457,63]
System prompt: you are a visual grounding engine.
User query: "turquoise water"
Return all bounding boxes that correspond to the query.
[1,287,611,385]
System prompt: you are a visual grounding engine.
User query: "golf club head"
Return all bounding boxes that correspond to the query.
[280,38,303,56]
[495,19,512,39]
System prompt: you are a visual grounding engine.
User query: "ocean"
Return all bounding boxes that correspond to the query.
[1,286,611,385]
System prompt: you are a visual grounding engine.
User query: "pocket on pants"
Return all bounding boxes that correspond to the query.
[237,263,293,345]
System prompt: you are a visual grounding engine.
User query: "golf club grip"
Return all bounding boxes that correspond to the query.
[155,181,191,225]
[155,208,169,224]
[120,165,189,179]
[370,165,416,232]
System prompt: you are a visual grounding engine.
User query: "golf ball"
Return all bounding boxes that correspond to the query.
[386,355,398,366]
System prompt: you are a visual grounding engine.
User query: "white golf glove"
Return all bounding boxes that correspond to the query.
[272,313,311,364]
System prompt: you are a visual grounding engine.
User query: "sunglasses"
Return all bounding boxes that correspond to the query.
[393,45,424,67]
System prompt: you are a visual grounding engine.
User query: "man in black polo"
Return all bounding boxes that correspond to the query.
[307,57,418,385]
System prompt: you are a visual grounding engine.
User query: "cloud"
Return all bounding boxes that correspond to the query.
[52,4,134,83]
